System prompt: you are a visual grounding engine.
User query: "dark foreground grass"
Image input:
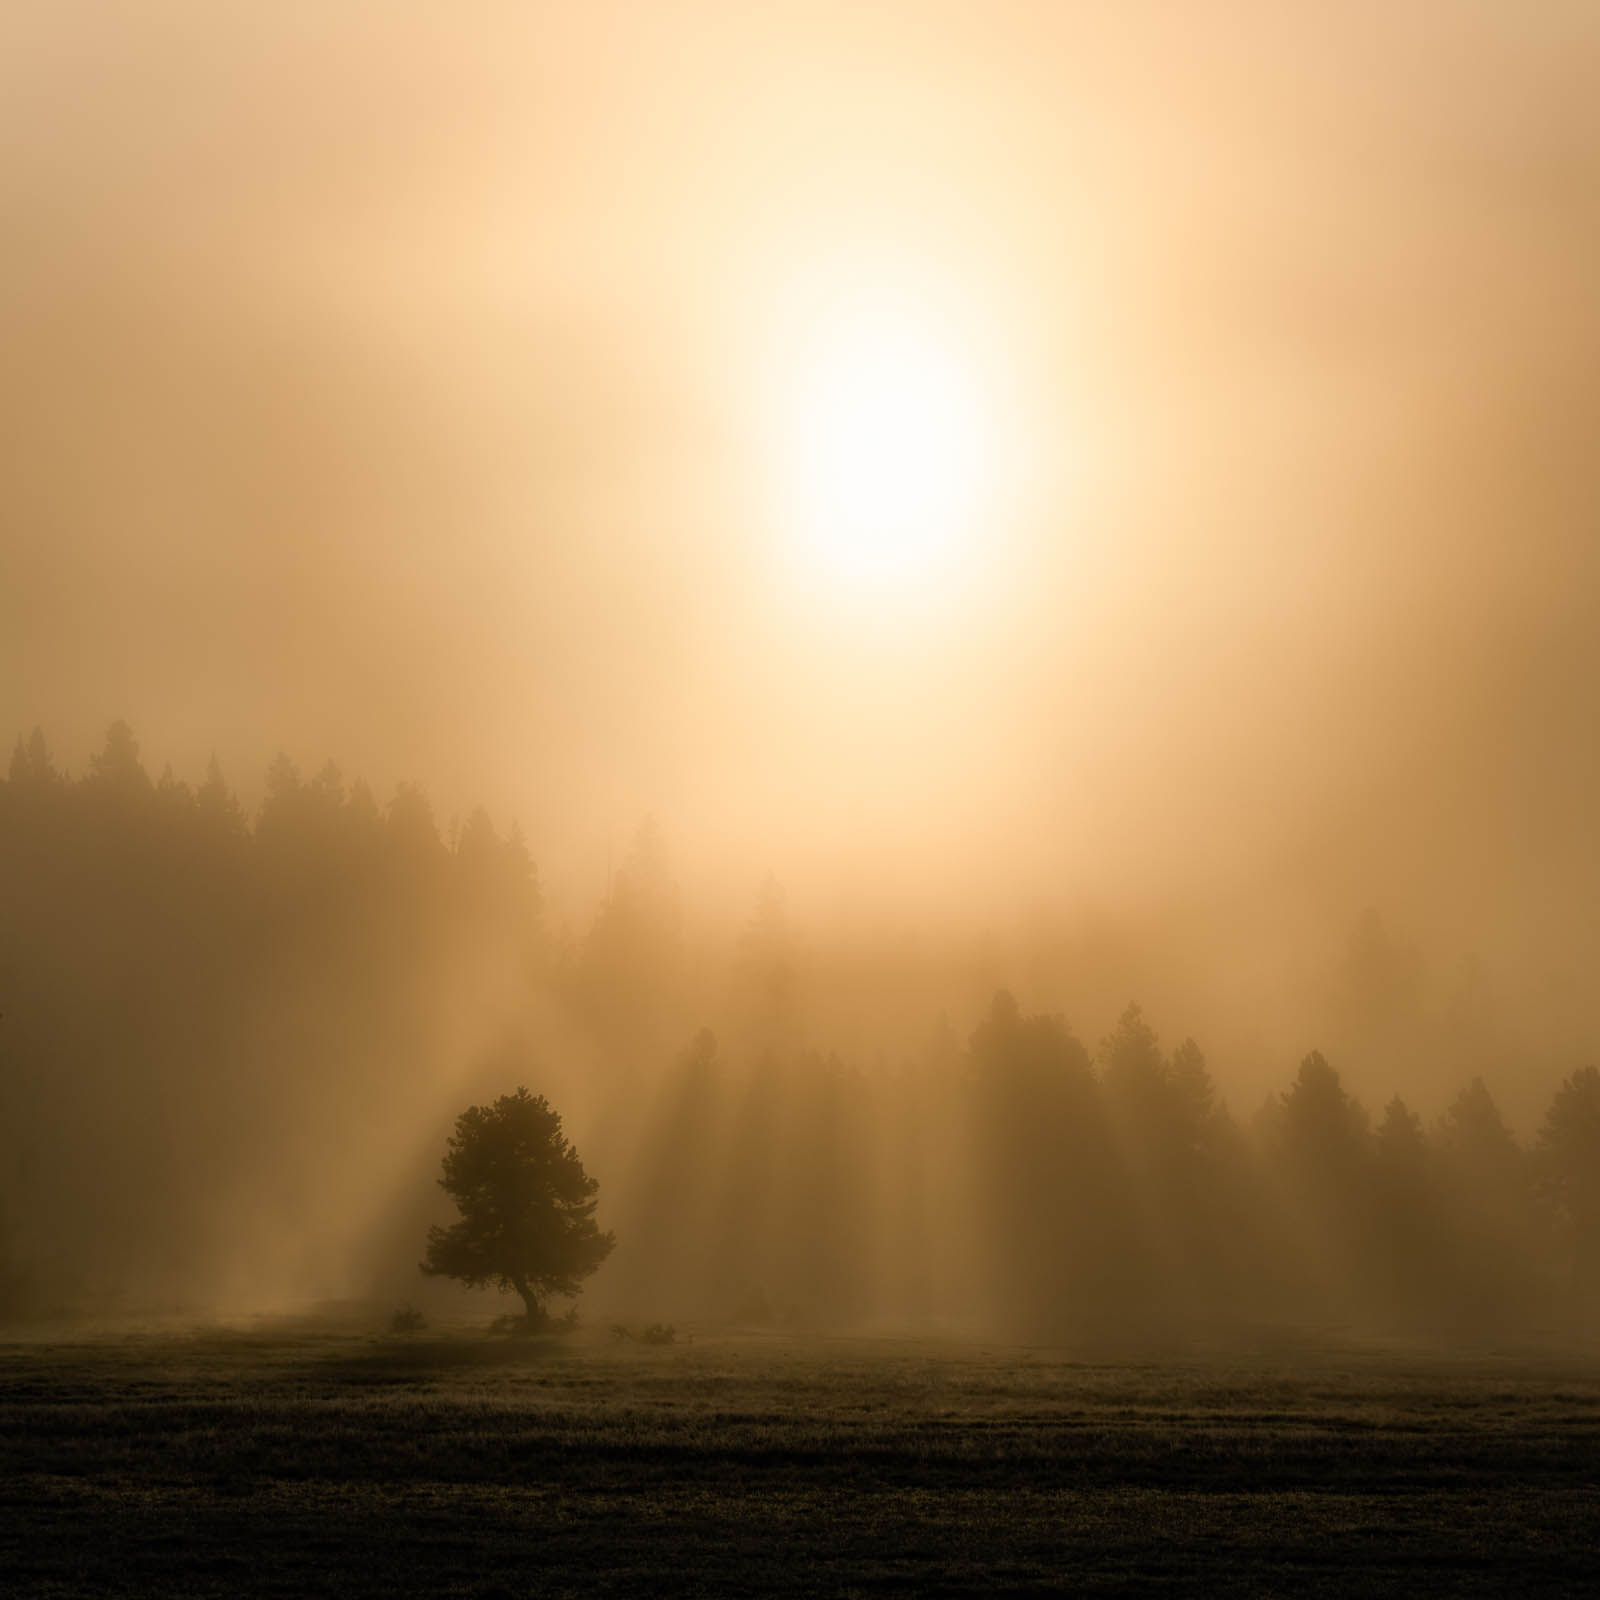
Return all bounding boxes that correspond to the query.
[3,1323,1599,1596]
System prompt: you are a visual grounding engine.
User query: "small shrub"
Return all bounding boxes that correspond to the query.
[390,1303,426,1334]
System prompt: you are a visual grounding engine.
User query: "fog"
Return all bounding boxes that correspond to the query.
[2,3,1598,1337]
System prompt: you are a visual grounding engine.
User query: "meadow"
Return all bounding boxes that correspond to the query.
[3,1318,1598,1596]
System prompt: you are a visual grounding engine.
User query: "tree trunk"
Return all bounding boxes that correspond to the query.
[511,1276,542,1325]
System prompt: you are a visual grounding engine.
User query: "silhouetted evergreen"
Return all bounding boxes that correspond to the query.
[421,1086,615,1323]
[1369,1096,1444,1325]
[570,819,683,1069]
[1537,1066,1600,1321]
[1434,1077,1543,1325]
[968,990,1123,1331]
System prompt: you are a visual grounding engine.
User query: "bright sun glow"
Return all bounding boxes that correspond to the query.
[770,276,998,601]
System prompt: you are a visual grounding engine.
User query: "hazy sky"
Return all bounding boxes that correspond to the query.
[4,3,1597,1019]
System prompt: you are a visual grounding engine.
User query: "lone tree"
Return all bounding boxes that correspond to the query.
[421,1087,615,1324]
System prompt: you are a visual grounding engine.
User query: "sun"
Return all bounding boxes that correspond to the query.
[767,275,997,603]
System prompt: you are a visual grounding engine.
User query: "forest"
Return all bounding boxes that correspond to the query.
[2,721,1597,1344]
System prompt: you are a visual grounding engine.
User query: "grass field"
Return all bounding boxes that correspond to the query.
[4,1318,1599,1596]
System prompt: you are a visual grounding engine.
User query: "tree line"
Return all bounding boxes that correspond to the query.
[961,992,1600,1337]
[594,995,1600,1341]
[0,722,541,1313]
[1,722,1596,1341]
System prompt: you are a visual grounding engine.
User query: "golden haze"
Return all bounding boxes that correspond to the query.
[1,2,1598,1324]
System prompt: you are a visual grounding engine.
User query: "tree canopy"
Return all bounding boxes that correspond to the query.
[421,1087,615,1323]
